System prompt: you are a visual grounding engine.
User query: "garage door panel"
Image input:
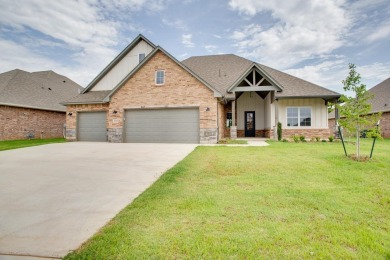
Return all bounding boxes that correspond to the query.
[78,112,107,142]
[125,108,199,143]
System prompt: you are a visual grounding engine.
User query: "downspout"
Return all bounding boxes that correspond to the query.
[216,99,219,142]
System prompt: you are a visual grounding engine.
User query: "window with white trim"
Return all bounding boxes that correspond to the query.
[287,107,311,127]
[155,70,165,85]
[139,53,145,63]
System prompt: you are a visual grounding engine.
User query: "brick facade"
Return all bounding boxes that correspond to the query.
[329,112,390,138]
[0,105,65,140]
[329,118,336,137]
[66,51,220,143]
[381,112,390,138]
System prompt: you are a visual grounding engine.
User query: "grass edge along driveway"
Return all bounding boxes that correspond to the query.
[64,139,389,258]
[0,138,66,151]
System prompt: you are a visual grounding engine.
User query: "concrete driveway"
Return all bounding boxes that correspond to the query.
[0,142,197,259]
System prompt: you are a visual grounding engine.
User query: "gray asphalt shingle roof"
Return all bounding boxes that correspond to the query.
[182,54,340,99]
[368,77,390,113]
[0,69,82,112]
[62,90,111,104]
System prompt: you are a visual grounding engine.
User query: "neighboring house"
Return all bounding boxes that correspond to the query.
[0,69,82,140]
[329,77,390,138]
[62,34,340,144]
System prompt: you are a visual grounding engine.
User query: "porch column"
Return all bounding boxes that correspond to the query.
[230,100,237,139]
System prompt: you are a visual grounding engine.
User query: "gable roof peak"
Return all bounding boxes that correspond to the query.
[81,34,157,93]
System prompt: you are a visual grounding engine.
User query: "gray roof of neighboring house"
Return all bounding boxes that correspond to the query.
[0,69,82,112]
[328,77,390,119]
[182,54,340,100]
[368,77,390,113]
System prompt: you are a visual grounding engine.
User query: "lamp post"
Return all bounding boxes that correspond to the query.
[370,120,380,159]
[337,121,347,157]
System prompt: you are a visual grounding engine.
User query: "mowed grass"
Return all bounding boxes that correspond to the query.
[0,138,66,151]
[65,139,390,259]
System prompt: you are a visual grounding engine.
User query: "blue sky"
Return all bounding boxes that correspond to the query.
[0,0,389,94]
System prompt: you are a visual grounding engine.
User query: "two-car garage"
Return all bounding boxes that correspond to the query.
[77,108,200,143]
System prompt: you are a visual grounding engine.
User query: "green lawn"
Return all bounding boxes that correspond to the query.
[65,139,390,259]
[0,138,66,151]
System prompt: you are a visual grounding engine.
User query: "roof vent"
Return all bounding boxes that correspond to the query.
[48,88,52,90]
[63,80,66,83]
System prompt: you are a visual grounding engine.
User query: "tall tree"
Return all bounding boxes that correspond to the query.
[338,64,380,160]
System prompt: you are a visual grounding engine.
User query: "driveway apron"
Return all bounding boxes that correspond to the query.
[0,142,197,258]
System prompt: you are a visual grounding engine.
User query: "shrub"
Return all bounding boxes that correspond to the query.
[277,122,282,141]
[282,139,288,142]
[328,136,334,142]
[315,136,321,142]
[321,139,327,142]
[292,135,300,143]
[299,135,305,142]
[310,137,316,142]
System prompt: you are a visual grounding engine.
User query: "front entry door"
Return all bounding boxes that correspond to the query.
[245,111,255,137]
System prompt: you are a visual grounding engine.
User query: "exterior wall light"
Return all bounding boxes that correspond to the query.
[113,110,118,114]
[68,112,73,116]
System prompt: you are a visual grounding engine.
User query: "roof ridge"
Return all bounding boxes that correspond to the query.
[258,63,340,95]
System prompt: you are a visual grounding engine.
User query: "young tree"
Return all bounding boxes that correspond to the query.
[338,64,380,160]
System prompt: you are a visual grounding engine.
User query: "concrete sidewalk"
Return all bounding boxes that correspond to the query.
[0,142,197,259]
[201,138,270,147]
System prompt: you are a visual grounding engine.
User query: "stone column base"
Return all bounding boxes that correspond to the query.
[230,126,237,139]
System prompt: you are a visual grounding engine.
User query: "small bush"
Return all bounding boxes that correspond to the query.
[292,135,300,143]
[315,136,321,142]
[277,122,282,141]
[321,139,327,142]
[282,139,288,142]
[328,136,334,142]
[310,137,316,142]
[299,135,305,142]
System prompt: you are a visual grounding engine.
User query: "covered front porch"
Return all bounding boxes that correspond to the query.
[223,66,281,139]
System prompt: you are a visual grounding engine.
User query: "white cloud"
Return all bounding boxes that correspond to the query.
[0,39,98,86]
[162,18,187,30]
[204,45,217,53]
[285,60,347,91]
[284,60,390,93]
[365,22,390,43]
[228,0,350,69]
[179,53,189,59]
[182,34,195,48]
[0,0,169,86]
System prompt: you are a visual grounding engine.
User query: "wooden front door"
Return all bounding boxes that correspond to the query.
[245,111,255,137]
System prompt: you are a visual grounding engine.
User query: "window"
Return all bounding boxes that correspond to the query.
[155,70,165,85]
[138,53,145,63]
[226,112,232,127]
[287,107,311,127]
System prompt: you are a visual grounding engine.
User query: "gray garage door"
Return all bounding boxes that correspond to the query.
[125,108,199,143]
[78,112,107,141]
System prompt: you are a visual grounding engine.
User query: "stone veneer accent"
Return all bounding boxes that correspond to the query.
[66,50,220,143]
[236,129,273,138]
[283,128,330,140]
[0,105,65,140]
